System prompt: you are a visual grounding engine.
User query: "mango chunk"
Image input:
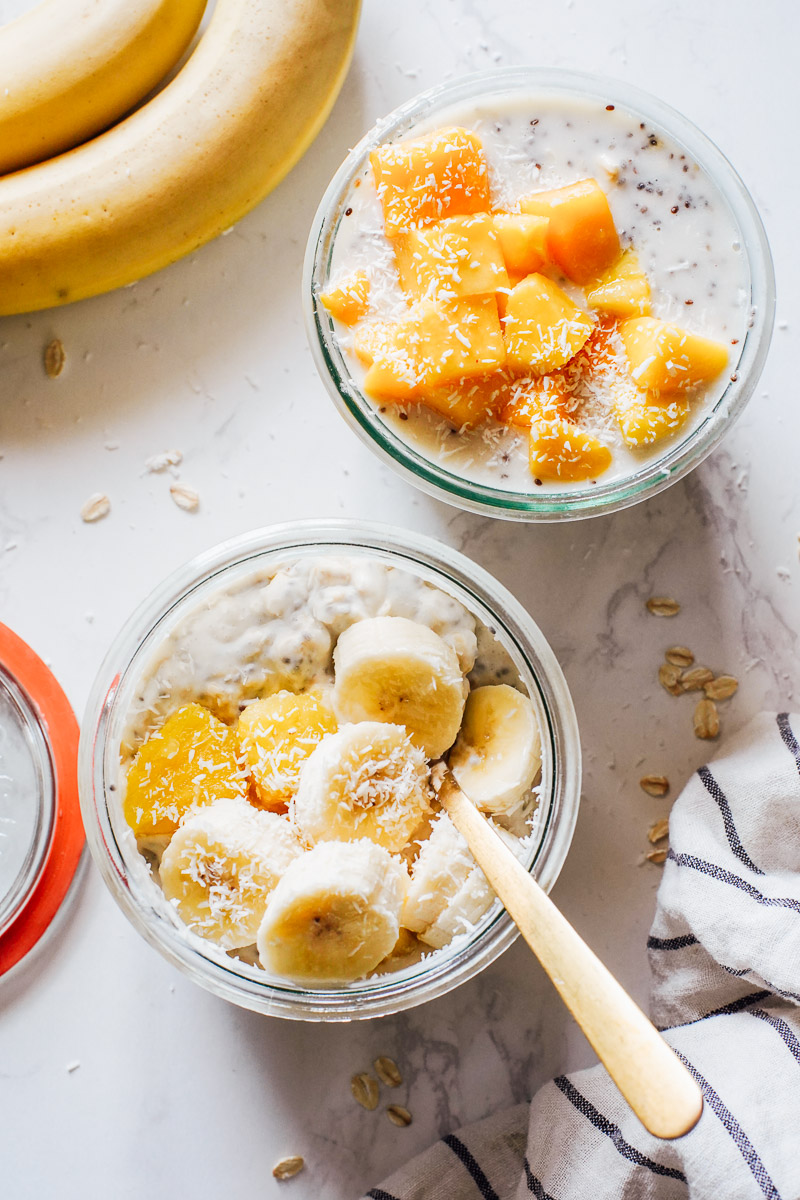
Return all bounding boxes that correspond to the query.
[520,179,619,284]
[352,320,394,366]
[614,389,690,447]
[370,127,492,238]
[503,273,593,375]
[363,296,505,399]
[237,690,337,810]
[123,703,246,837]
[528,417,612,482]
[415,372,509,429]
[492,213,549,277]
[392,214,508,302]
[586,249,651,318]
[618,316,729,394]
[501,375,570,428]
[320,271,370,325]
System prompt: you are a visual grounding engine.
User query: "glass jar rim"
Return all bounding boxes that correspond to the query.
[78,519,581,1019]
[303,66,775,522]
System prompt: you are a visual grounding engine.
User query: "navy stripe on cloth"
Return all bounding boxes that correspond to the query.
[667,851,800,914]
[659,989,771,1031]
[444,1134,499,1200]
[524,1159,557,1200]
[777,713,800,778]
[720,964,800,1004]
[750,1008,800,1067]
[673,1050,782,1199]
[647,933,699,951]
[697,765,764,874]
[553,1076,687,1182]
[366,1190,401,1200]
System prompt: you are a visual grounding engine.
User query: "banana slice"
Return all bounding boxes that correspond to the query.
[159,797,303,949]
[333,616,467,758]
[257,840,407,983]
[403,812,529,948]
[448,685,541,814]
[292,722,432,853]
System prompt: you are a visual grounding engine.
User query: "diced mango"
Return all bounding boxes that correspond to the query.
[392,214,508,301]
[501,375,570,427]
[363,296,505,399]
[528,417,612,482]
[614,389,690,447]
[237,690,337,810]
[503,273,593,375]
[352,320,394,366]
[618,317,729,394]
[123,703,246,837]
[370,127,492,238]
[492,213,549,277]
[585,249,651,318]
[415,372,510,429]
[320,271,370,325]
[520,179,619,284]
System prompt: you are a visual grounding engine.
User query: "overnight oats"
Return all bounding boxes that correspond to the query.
[306,70,773,518]
[117,553,545,986]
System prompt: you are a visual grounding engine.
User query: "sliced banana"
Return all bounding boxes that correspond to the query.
[448,685,541,814]
[256,840,407,983]
[159,797,303,950]
[292,722,432,853]
[403,811,529,947]
[333,616,467,759]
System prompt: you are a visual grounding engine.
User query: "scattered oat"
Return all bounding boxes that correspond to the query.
[646,847,668,865]
[272,1156,305,1181]
[694,697,720,739]
[640,775,669,798]
[351,1073,379,1111]
[145,449,183,473]
[386,1105,413,1127]
[169,484,199,512]
[44,338,65,377]
[704,675,739,701]
[80,493,110,523]
[65,1061,81,1074]
[647,818,670,844]
[646,596,680,617]
[665,646,694,668]
[658,662,683,696]
[374,1056,402,1088]
[680,666,714,692]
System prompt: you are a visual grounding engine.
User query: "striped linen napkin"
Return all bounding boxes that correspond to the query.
[363,711,800,1200]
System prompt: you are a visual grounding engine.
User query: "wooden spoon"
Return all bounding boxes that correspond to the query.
[434,765,703,1140]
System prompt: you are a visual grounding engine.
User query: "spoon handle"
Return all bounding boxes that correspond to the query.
[437,770,703,1140]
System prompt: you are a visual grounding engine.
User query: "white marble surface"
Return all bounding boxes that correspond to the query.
[0,1,797,1196]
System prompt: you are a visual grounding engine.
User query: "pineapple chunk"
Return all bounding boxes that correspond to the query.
[501,375,569,427]
[237,690,337,810]
[320,271,370,325]
[492,213,549,277]
[363,296,505,399]
[123,703,245,837]
[370,127,491,238]
[520,179,619,284]
[528,417,612,482]
[392,214,508,302]
[614,389,690,447]
[503,273,593,375]
[618,317,729,394]
[586,249,651,318]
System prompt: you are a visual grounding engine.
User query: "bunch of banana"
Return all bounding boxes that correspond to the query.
[0,0,360,314]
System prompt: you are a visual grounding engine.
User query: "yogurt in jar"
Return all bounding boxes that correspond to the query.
[117,554,541,984]
[321,87,751,494]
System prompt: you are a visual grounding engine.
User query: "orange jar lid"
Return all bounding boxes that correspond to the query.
[0,623,83,975]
